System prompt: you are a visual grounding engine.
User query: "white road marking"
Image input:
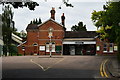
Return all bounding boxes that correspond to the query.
[30,58,65,71]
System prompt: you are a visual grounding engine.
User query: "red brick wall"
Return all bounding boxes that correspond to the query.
[18,20,64,55]
[38,20,64,55]
[96,38,117,55]
[27,31,39,45]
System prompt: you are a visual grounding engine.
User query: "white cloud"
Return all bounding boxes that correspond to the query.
[1,1,106,32]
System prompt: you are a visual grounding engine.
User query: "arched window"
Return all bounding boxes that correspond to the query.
[33,43,38,46]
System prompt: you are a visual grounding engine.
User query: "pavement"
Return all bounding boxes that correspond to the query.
[106,57,120,78]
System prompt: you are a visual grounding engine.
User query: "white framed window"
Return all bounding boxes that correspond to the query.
[46,42,55,52]
[46,44,49,52]
[103,43,107,52]
[109,43,113,52]
[52,44,55,52]
[96,46,100,51]
[114,46,118,51]
[39,46,45,51]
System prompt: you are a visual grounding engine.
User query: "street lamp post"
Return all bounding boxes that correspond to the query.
[22,46,25,56]
[49,39,52,57]
[48,28,53,57]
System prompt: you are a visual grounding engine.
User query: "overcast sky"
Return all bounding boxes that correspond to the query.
[0,0,108,32]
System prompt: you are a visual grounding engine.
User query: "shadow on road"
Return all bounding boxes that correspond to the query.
[38,57,64,58]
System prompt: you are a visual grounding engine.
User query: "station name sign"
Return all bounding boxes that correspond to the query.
[75,42,84,44]
[63,41,96,44]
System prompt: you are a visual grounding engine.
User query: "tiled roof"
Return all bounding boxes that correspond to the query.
[65,31,97,38]
[26,24,38,30]
[26,18,63,30]
[38,18,63,27]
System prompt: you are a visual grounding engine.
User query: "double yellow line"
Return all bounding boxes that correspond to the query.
[100,59,109,78]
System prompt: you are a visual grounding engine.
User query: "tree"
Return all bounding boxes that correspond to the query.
[1,1,39,10]
[2,5,14,56]
[20,30,27,42]
[71,21,87,31]
[29,18,42,25]
[38,18,42,24]
[91,1,120,61]
[0,0,73,10]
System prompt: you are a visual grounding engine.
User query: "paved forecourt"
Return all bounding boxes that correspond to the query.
[2,55,117,78]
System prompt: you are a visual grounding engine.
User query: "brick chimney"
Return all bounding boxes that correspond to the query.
[61,13,65,26]
[50,7,55,20]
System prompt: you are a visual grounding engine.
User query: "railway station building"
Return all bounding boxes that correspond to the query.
[17,8,118,55]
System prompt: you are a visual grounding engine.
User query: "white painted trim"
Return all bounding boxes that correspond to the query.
[103,51,107,53]
[109,51,113,52]
[63,38,95,41]
[12,33,23,41]
[63,41,96,44]
[12,36,22,44]
[17,41,27,47]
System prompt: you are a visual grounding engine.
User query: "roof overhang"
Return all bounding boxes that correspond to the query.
[63,38,95,41]
[63,38,96,44]
[63,41,96,44]
[12,33,23,44]
[38,18,63,27]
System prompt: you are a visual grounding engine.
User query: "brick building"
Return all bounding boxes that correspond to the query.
[96,38,118,55]
[18,8,118,55]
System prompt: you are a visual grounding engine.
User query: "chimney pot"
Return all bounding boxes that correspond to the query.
[50,7,55,20]
[61,13,65,26]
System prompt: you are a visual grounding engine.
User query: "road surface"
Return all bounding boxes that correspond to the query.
[2,55,118,79]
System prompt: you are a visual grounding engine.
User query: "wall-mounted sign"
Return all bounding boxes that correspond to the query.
[63,41,96,44]
[40,46,45,51]
[114,46,118,51]
[75,42,84,44]
[96,46,100,51]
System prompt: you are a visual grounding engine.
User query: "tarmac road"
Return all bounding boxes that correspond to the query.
[1,55,118,79]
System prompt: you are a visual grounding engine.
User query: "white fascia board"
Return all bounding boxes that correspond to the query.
[63,41,96,44]
[12,33,23,41]
[12,36,22,44]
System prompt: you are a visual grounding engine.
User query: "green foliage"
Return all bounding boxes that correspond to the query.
[3,44,18,56]
[96,26,112,41]
[91,2,120,61]
[63,0,74,7]
[2,5,15,55]
[1,1,39,10]
[117,53,120,62]
[9,44,18,56]
[1,0,73,10]
[71,21,87,31]
[20,30,27,38]
[3,45,7,56]
[117,42,120,62]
